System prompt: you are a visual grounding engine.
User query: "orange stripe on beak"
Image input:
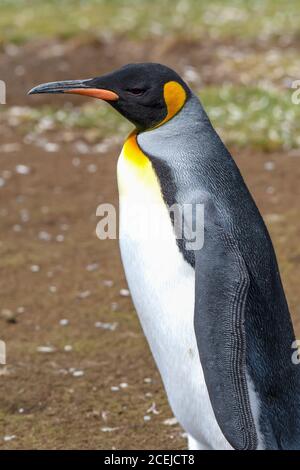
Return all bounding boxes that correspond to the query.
[64,88,119,101]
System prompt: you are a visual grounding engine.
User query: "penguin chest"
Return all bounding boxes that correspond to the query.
[117,137,231,448]
[117,142,198,412]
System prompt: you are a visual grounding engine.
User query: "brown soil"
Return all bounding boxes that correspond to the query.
[0,35,294,107]
[0,37,299,450]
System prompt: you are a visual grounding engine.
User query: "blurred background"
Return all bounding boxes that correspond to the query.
[0,0,299,450]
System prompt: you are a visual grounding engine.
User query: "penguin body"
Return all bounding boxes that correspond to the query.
[117,131,231,449]
[29,63,300,450]
[118,91,300,450]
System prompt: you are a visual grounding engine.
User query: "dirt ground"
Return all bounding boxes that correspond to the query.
[0,37,299,450]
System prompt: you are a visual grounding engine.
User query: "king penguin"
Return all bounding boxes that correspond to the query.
[29,63,300,450]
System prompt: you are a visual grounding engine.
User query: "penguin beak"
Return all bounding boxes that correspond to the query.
[28,79,119,101]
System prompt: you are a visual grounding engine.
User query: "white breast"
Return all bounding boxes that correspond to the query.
[117,147,231,449]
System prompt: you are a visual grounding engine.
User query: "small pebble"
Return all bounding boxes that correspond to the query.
[264,161,275,171]
[3,435,16,442]
[72,370,84,377]
[101,427,119,432]
[119,382,128,389]
[87,164,97,173]
[86,263,99,272]
[163,417,178,426]
[15,164,30,175]
[1,309,16,323]
[78,290,91,299]
[30,265,40,273]
[120,288,130,297]
[95,321,118,331]
[37,346,55,353]
[38,231,52,241]
[44,142,59,153]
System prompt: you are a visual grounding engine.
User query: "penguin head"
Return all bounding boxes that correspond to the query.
[28,63,191,130]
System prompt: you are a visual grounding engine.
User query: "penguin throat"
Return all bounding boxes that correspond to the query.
[122,131,149,170]
[118,131,163,199]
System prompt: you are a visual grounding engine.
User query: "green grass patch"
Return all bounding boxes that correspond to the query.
[1,102,129,140]
[2,85,299,150]
[201,85,300,151]
[0,0,299,45]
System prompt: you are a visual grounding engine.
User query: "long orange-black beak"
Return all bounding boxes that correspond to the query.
[28,79,119,101]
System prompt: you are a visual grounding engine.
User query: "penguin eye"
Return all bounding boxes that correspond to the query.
[126,88,145,96]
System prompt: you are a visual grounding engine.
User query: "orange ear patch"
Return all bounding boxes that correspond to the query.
[156,81,186,127]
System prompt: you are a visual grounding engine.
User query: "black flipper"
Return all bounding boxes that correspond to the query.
[194,210,258,450]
